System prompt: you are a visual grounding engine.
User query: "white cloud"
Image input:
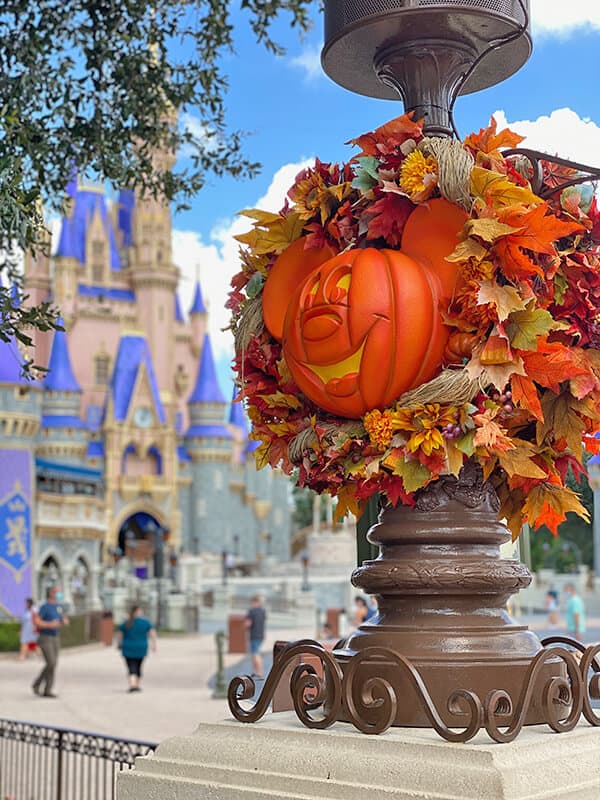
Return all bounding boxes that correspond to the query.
[172,159,311,367]
[289,45,322,81]
[179,112,220,158]
[530,1,600,34]
[492,107,600,165]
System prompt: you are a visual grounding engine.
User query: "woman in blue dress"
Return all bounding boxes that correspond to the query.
[116,606,157,692]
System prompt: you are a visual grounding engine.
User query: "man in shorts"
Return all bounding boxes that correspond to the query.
[245,595,266,679]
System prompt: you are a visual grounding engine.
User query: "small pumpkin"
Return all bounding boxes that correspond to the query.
[444,332,479,364]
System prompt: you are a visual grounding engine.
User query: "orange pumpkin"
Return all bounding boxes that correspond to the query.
[262,237,336,341]
[444,332,479,364]
[264,199,467,418]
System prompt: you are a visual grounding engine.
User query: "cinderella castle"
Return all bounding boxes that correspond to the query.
[0,172,292,620]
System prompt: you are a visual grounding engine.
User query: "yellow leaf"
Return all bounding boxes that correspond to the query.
[265,421,298,436]
[470,166,543,209]
[537,391,592,455]
[445,439,465,476]
[334,486,360,522]
[477,280,526,322]
[524,483,590,534]
[238,208,282,226]
[498,442,547,479]
[235,212,305,255]
[253,440,270,471]
[446,237,488,263]
[464,217,521,243]
[259,391,302,410]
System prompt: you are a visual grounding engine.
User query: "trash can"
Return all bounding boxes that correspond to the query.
[228,613,247,654]
[100,610,114,646]
[326,608,341,638]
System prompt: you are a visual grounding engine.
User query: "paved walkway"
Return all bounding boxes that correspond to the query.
[2,613,599,745]
[0,623,311,744]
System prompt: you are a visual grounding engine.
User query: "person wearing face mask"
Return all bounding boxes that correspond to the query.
[32,585,69,698]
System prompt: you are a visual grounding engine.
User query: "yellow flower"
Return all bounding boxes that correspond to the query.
[393,404,458,457]
[363,409,395,452]
[399,150,438,202]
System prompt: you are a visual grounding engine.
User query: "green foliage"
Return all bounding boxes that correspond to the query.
[0,0,313,355]
[0,622,20,651]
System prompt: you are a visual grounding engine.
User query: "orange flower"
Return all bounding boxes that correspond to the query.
[393,404,458,457]
[399,150,438,202]
[363,409,395,452]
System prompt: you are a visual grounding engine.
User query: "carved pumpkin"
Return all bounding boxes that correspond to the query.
[282,248,450,417]
[266,199,467,418]
[262,237,336,341]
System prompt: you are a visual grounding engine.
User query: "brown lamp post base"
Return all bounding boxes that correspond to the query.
[229,464,600,743]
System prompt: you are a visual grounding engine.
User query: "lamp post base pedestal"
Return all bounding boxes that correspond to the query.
[117,714,600,800]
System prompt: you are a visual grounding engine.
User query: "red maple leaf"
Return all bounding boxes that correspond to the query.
[366,194,414,247]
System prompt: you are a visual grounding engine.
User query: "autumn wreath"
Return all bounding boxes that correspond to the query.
[228,114,600,538]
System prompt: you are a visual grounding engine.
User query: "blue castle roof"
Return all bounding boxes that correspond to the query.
[108,335,166,423]
[188,335,225,405]
[0,335,26,384]
[44,319,81,393]
[175,293,184,323]
[56,186,122,271]
[117,189,135,248]
[229,387,249,435]
[189,281,207,314]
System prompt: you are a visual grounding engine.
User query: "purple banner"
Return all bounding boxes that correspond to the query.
[0,449,33,619]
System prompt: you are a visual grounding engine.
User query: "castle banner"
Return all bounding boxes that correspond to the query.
[0,449,32,619]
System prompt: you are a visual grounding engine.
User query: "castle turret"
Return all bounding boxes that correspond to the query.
[185,335,233,554]
[189,280,207,357]
[24,214,52,367]
[228,387,249,465]
[38,319,87,464]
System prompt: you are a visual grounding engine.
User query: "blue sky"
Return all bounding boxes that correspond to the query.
[166,1,600,388]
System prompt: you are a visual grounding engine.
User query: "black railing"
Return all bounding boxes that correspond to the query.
[0,718,157,800]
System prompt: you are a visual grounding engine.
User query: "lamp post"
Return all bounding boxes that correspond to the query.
[301,552,310,592]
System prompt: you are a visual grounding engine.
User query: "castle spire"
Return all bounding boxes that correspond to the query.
[228,387,248,435]
[189,280,207,315]
[44,318,81,393]
[175,292,185,323]
[188,334,224,404]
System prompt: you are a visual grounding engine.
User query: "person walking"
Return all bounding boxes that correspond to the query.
[245,595,266,679]
[116,606,156,693]
[19,597,38,661]
[32,586,69,698]
[564,583,586,642]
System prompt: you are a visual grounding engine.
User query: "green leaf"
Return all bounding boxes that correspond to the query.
[506,306,555,350]
[456,431,475,456]
[391,458,431,493]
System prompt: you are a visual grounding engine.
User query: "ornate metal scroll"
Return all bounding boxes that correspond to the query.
[227,638,600,744]
[503,148,600,198]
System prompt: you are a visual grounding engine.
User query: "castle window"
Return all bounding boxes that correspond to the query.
[91,241,105,283]
[95,353,110,385]
[92,264,104,283]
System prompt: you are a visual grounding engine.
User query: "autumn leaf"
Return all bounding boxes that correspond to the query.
[446,237,488,263]
[466,347,526,389]
[235,212,305,255]
[349,113,424,158]
[506,305,555,350]
[498,441,547,479]
[494,204,584,280]
[477,280,526,321]
[538,390,598,456]
[445,439,465,476]
[464,217,520,243]
[238,208,282,226]
[470,167,542,210]
[366,193,414,247]
[259,391,303,410]
[510,373,544,421]
[524,483,590,534]
[334,486,361,521]
[522,340,587,393]
[253,440,270,471]
[464,117,525,156]
[385,455,432,493]
[473,409,515,451]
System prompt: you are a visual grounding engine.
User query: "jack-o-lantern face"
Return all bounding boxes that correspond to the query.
[261,198,468,418]
[282,248,451,417]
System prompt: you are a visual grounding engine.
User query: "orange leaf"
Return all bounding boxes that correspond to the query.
[524,483,590,535]
[350,114,424,158]
[510,373,544,421]
[464,116,525,156]
[522,340,587,393]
